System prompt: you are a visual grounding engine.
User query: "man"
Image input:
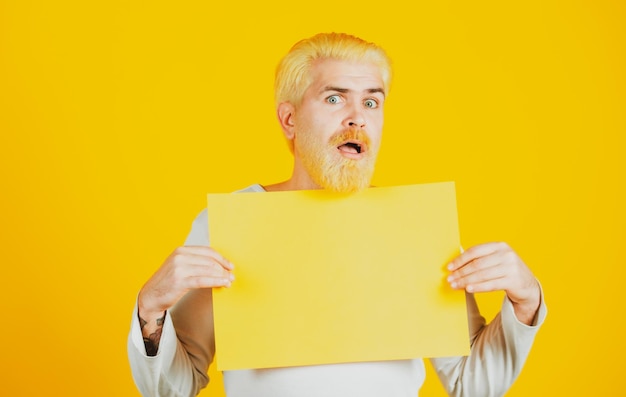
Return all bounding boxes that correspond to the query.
[128,32,546,397]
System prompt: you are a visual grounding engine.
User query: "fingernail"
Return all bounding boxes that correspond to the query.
[450,281,458,289]
[466,285,474,292]
[447,263,454,271]
[229,274,235,281]
[447,275,454,283]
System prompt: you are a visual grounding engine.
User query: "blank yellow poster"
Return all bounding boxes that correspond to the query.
[208,182,469,371]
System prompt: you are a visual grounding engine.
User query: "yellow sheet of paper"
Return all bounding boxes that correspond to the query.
[208,182,469,371]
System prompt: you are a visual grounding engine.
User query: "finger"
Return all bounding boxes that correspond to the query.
[462,277,509,294]
[448,252,503,280]
[447,242,507,271]
[204,249,235,271]
[187,263,235,280]
[183,253,235,271]
[174,247,235,271]
[449,264,508,290]
[162,259,233,291]
[185,275,234,289]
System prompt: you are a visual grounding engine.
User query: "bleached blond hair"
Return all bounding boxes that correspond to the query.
[274,32,392,107]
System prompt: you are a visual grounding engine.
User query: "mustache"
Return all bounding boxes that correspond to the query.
[329,128,371,148]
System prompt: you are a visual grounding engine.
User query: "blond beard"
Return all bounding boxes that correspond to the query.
[295,127,377,193]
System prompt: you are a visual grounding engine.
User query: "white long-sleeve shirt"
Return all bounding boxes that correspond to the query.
[128,184,547,397]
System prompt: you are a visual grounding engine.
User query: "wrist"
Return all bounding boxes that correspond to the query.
[137,309,166,357]
[510,282,541,325]
[137,290,166,323]
[137,308,167,340]
[137,307,166,324]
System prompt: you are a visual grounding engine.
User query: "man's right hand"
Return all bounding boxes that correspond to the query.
[136,246,235,355]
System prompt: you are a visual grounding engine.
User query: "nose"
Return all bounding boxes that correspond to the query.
[344,103,366,129]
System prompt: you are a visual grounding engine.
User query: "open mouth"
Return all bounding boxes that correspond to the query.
[337,141,365,155]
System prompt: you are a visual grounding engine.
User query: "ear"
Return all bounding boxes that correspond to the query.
[276,102,296,141]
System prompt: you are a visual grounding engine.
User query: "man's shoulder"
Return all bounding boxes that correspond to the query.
[193,184,265,224]
[186,184,265,245]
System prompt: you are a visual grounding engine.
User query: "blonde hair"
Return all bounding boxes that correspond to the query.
[274,33,392,107]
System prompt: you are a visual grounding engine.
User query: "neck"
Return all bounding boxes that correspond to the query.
[263,160,320,192]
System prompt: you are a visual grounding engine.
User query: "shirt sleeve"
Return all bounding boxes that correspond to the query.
[127,209,213,397]
[429,284,547,397]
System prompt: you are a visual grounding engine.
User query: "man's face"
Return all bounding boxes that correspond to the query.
[291,58,385,193]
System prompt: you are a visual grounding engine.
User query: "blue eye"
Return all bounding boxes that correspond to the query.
[364,99,378,109]
[327,95,341,104]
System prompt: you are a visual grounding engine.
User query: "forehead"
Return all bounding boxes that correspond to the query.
[307,58,384,94]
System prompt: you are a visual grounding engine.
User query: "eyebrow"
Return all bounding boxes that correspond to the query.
[322,86,386,97]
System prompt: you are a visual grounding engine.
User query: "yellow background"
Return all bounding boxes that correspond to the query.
[1,1,624,395]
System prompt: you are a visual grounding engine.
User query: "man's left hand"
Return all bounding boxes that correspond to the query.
[446,242,541,325]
